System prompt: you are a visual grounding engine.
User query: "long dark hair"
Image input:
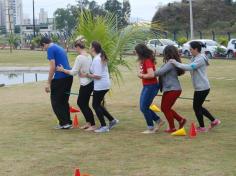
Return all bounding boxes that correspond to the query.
[163,45,185,76]
[135,43,156,63]
[91,41,108,62]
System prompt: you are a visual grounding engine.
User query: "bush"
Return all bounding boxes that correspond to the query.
[177,37,188,46]
[218,36,228,46]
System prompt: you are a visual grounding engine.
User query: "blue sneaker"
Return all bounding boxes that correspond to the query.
[94,126,109,133]
[109,119,119,129]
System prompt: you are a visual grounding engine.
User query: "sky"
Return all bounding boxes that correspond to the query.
[23,0,181,21]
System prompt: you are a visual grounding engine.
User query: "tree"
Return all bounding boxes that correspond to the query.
[74,10,160,83]
[54,5,79,34]
[104,0,123,29]
[121,0,131,27]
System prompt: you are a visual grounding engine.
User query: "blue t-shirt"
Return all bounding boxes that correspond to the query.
[47,44,71,79]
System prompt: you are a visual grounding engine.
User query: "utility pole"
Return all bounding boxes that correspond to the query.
[33,0,36,37]
[6,0,14,53]
[189,0,194,39]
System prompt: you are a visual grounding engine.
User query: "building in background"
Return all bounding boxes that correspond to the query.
[0,0,6,26]
[39,8,48,24]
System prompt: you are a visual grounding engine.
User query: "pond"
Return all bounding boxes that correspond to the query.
[0,73,48,86]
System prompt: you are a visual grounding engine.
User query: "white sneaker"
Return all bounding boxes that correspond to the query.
[141,129,155,134]
[108,119,119,129]
[94,126,109,133]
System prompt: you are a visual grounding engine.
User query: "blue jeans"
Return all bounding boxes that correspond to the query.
[140,84,161,129]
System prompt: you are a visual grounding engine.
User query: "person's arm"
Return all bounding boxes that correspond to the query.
[57,57,81,76]
[45,60,55,93]
[80,59,102,80]
[170,58,205,71]
[138,68,155,79]
[154,62,173,77]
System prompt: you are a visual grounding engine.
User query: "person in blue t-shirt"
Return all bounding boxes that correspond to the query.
[40,37,73,129]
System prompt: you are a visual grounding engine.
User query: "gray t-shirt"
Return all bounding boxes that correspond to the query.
[155,61,182,92]
[174,54,210,91]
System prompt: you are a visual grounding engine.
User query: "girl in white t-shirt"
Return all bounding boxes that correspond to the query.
[57,36,96,131]
[81,41,119,133]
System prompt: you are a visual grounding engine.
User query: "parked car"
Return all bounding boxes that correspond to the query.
[182,39,227,59]
[226,39,236,58]
[147,39,182,55]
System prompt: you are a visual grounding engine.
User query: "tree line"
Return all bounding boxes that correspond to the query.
[152,0,236,34]
[54,0,131,34]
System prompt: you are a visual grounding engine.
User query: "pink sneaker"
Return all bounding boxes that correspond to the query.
[196,127,208,132]
[210,119,221,129]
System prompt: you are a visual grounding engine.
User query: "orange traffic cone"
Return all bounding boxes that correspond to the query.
[75,169,81,176]
[73,114,79,128]
[189,122,197,138]
[70,106,80,113]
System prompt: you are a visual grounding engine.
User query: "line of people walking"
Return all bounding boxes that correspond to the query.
[40,36,220,134]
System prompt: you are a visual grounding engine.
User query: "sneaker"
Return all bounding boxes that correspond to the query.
[141,129,156,134]
[94,126,109,133]
[62,124,73,129]
[54,125,63,130]
[164,128,177,133]
[196,127,208,132]
[84,125,97,132]
[154,120,165,132]
[210,119,221,129]
[80,123,91,130]
[178,118,187,129]
[108,119,119,130]
[54,124,72,130]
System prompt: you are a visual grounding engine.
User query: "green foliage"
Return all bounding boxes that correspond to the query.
[215,46,227,56]
[51,35,60,43]
[8,34,20,52]
[177,37,188,46]
[218,36,228,46]
[31,36,42,49]
[152,0,236,33]
[74,10,160,83]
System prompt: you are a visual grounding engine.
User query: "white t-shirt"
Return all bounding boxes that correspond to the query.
[68,54,93,86]
[90,54,111,91]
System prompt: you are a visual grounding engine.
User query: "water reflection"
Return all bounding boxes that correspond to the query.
[0,73,48,86]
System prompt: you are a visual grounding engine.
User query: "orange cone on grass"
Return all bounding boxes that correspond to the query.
[75,169,81,176]
[189,122,197,138]
[70,106,80,113]
[73,114,79,128]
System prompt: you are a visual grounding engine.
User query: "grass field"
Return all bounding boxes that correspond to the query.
[0,50,236,176]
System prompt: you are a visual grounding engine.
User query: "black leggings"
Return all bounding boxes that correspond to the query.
[77,81,95,126]
[92,90,114,127]
[193,89,215,127]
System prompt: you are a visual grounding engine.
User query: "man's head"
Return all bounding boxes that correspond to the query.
[40,37,52,50]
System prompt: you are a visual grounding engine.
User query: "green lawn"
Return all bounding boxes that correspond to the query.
[0,50,236,176]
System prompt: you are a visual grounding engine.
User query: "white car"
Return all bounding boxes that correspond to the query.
[226,39,236,58]
[147,39,182,55]
[182,39,227,59]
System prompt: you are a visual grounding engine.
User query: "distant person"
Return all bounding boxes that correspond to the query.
[57,36,96,131]
[135,43,164,134]
[40,37,73,129]
[154,45,186,133]
[81,41,119,133]
[170,41,221,132]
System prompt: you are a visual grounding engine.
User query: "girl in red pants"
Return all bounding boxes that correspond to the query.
[154,45,186,133]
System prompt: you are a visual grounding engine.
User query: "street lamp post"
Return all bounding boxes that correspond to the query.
[33,0,36,37]
[189,0,194,39]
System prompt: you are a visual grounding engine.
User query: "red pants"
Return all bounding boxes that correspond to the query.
[161,90,184,129]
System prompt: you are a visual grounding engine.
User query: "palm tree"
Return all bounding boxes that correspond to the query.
[74,10,161,83]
